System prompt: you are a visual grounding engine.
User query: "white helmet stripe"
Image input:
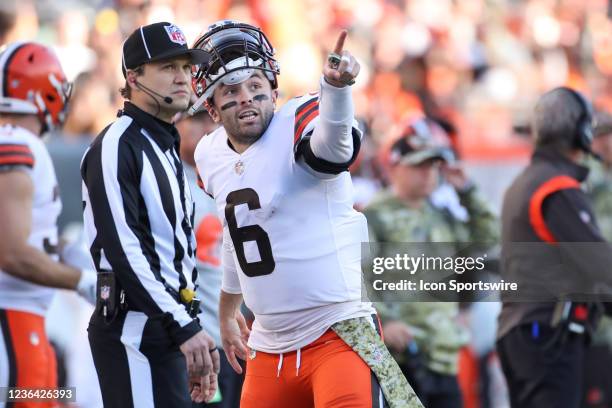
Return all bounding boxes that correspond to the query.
[0,41,27,98]
[48,73,67,103]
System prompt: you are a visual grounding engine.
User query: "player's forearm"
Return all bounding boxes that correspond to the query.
[309,77,355,163]
[0,243,80,289]
[219,290,243,321]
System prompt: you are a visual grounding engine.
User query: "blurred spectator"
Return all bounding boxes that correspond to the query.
[116,0,152,36]
[53,9,97,81]
[588,110,612,240]
[0,1,16,44]
[62,71,116,140]
[3,0,37,43]
[582,110,612,408]
[363,117,498,408]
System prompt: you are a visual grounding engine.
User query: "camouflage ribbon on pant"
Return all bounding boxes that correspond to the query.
[332,317,424,408]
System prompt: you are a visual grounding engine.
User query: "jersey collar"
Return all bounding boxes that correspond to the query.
[121,102,179,151]
[533,147,590,182]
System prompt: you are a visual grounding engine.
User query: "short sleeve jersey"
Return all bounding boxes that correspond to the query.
[0,125,62,316]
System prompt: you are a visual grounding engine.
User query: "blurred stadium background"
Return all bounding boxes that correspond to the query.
[2,0,612,406]
[5,0,612,210]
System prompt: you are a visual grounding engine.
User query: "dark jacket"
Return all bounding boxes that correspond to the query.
[498,148,612,338]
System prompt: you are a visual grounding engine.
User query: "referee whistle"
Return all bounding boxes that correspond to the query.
[180,288,195,304]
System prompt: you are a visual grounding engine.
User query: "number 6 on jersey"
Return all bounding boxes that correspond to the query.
[224,188,275,277]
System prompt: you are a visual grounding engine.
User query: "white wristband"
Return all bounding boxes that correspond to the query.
[76,269,97,305]
[319,75,353,122]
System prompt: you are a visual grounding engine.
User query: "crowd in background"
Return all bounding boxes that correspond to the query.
[4,0,612,158]
[2,0,612,407]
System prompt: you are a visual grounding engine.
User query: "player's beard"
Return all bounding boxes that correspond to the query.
[225,104,274,146]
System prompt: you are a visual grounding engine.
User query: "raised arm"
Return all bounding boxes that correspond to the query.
[296,31,362,176]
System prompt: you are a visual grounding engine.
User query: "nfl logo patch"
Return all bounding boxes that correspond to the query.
[165,24,187,45]
[100,285,111,300]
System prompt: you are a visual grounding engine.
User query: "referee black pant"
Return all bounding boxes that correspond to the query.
[497,323,585,408]
[89,309,191,407]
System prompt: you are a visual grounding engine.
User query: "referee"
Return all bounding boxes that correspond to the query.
[81,22,218,406]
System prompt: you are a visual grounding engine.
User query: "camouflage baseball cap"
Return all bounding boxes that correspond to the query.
[389,118,454,166]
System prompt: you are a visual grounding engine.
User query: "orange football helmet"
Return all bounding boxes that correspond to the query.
[0,42,72,133]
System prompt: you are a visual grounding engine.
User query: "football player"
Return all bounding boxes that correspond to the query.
[0,42,96,408]
[192,21,422,407]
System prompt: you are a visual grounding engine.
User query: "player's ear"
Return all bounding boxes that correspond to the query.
[272,89,278,107]
[205,101,221,123]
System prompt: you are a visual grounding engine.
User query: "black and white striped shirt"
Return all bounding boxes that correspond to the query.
[81,102,200,344]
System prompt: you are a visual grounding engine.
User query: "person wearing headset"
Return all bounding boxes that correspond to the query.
[497,87,612,408]
[80,22,221,406]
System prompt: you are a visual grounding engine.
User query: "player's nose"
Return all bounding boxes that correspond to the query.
[238,87,255,105]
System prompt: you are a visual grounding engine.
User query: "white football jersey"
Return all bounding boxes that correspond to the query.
[194,94,374,352]
[0,125,62,316]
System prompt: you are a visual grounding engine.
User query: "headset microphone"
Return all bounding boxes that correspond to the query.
[134,80,173,104]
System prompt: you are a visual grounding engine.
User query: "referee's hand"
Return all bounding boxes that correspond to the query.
[190,370,218,403]
[180,330,220,378]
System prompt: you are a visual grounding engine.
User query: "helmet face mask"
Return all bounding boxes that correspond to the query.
[191,21,280,110]
[0,42,71,133]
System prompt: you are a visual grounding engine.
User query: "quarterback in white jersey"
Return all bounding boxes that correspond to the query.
[195,89,373,353]
[191,21,421,407]
[0,42,95,406]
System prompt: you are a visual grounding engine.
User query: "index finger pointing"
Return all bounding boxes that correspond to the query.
[333,30,348,54]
